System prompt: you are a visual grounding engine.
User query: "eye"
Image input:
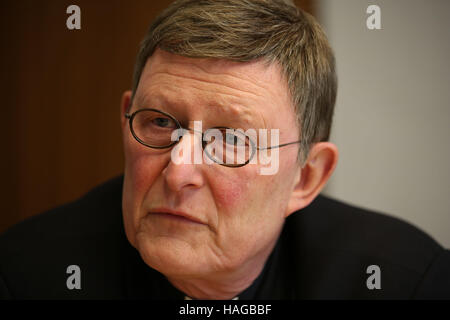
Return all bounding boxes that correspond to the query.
[149,116,177,129]
[225,133,235,144]
[224,132,246,146]
[152,117,173,128]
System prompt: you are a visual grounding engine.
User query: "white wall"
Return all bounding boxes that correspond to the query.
[317,0,450,247]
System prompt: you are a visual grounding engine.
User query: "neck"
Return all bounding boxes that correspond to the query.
[168,263,263,300]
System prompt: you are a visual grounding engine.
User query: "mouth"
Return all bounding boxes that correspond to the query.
[149,209,206,225]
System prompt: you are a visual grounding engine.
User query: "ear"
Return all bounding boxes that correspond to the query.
[285,142,339,217]
[121,90,132,129]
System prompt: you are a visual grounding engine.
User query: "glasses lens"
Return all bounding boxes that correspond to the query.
[203,128,253,166]
[132,110,179,147]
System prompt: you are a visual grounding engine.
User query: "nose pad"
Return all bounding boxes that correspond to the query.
[163,130,205,192]
[170,129,204,165]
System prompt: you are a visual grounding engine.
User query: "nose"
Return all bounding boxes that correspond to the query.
[162,131,205,192]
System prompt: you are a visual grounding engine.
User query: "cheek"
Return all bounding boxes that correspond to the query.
[123,142,169,217]
[209,168,262,213]
[123,147,168,244]
[211,171,290,228]
[125,141,166,190]
[212,178,244,209]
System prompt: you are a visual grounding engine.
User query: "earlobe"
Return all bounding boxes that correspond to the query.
[285,142,338,217]
[121,90,132,129]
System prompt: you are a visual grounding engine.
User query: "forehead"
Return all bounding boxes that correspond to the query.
[135,49,298,131]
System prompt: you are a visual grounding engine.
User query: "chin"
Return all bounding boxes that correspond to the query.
[135,233,208,278]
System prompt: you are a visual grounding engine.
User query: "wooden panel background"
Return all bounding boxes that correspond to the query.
[0,0,315,233]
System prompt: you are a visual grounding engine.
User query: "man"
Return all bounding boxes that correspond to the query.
[0,0,449,300]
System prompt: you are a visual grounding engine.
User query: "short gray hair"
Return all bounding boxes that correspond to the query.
[131,0,337,162]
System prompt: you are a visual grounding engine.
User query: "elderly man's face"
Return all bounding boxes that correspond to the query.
[121,49,302,279]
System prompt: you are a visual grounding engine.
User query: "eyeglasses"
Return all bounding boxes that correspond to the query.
[125,108,301,167]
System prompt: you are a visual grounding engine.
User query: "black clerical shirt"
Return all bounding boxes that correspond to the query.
[0,176,449,299]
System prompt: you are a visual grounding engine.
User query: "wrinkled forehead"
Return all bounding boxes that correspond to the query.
[134,49,298,133]
[138,49,290,97]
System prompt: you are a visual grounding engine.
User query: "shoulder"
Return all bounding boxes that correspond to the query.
[0,176,128,299]
[283,195,450,299]
[291,195,443,262]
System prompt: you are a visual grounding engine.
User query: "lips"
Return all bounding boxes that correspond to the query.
[149,208,206,225]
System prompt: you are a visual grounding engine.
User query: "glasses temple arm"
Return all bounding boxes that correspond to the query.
[256,140,301,150]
